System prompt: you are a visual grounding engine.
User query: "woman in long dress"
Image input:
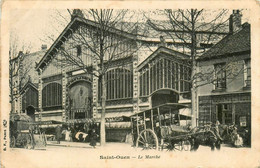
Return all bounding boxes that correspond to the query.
[65,127,72,142]
[231,127,243,147]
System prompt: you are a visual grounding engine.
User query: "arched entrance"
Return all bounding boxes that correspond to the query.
[68,80,92,119]
[151,89,179,108]
[26,106,35,121]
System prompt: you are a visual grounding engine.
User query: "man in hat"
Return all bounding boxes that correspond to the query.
[213,120,223,141]
[55,125,62,144]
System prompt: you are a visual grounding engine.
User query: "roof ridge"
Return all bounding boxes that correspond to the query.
[198,23,250,61]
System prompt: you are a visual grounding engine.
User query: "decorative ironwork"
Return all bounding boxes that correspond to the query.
[105,98,133,106]
[66,75,92,87]
[140,97,148,103]
[42,74,63,83]
[65,76,93,120]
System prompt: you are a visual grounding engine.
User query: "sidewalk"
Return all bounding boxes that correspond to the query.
[47,141,97,148]
[47,141,132,149]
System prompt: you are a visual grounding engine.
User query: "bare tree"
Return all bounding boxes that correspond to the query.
[147,9,232,127]
[51,9,147,146]
[9,31,32,113]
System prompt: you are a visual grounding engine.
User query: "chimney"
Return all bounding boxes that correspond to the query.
[159,36,166,47]
[229,10,242,34]
[18,51,23,57]
[41,44,47,50]
[71,9,84,20]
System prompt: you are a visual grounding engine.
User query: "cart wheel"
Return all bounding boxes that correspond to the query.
[43,134,47,147]
[27,134,35,149]
[174,141,183,151]
[163,141,174,151]
[182,140,191,151]
[136,129,159,150]
[10,136,16,148]
[41,133,47,147]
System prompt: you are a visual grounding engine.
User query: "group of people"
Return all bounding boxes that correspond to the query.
[55,124,99,148]
[203,121,244,147]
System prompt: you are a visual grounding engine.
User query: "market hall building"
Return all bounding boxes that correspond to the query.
[17,10,237,141]
[14,11,193,140]
[137,47,191,113]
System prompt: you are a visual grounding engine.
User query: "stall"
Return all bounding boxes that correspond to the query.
[105,116,132,142]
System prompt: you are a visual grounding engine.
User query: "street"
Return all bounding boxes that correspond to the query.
[2,142,257,168]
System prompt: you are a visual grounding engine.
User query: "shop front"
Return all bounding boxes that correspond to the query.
[198,92,251,145]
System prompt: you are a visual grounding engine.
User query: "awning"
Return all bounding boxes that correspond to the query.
[133,103,189,116]
[103,112,133,118]
[66,118,96,124]
[10,114,32,122]
[105,122,131,129]
[39,124,61,128]
[30,120,64,125]
[105,116,131,122]
[95,112,133,122]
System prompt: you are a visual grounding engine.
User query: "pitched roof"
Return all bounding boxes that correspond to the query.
[137,46,190,70]
[36,15,231,71]
[198,23,250,61]
[20,81,38,94]
[35,16,140,71]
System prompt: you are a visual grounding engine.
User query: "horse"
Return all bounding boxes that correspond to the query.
[189,125,222,151]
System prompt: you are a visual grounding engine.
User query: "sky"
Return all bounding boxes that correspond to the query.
[9,9,250,54]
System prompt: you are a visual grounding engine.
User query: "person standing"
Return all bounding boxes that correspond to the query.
[55,125,62,144]
[65,127,72,142]
[89,129,98,148]
[213,120,223,141]
[28,124,35,149]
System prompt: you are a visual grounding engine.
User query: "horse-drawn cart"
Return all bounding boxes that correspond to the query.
[10,114,47,149]
[131,103,193,151]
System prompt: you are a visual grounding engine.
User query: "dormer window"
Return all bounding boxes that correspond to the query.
[214,63,226,89]
[244,59,251,87]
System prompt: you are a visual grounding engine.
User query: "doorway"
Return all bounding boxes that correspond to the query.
[216,104,232,124]
[26,106,35,121]
[151,89,179,108]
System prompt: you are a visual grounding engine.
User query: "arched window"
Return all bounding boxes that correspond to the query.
[99,68,133,100]
[22,87,38,111]
[42,83,62,110]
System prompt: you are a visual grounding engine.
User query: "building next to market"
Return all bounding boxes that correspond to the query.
[197,16,251,145]
[9,47,47,117]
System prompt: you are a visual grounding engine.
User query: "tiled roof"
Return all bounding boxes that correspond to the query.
[36,16,231,70]
[20,50,46,88]
[198,23,250,60]
[118,20,229,40]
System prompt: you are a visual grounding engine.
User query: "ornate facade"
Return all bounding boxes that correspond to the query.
[29,12,195,124]
[15,10,233,129]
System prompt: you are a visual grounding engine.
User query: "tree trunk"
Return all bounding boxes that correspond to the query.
[100,71,106,146]
[9,60,14,114]
[191,50,197,127]
[190,9,197,127]
[191,84,197,127]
